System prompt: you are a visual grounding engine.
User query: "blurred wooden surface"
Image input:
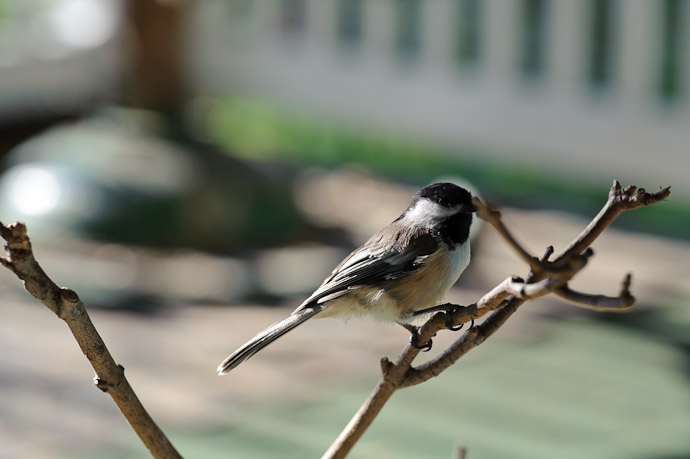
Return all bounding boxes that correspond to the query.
[1,207,689,458]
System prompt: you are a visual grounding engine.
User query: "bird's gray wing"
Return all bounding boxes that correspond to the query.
[294,231,438,312]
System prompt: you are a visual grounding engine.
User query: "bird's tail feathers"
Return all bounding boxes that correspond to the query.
[217,305,323,375]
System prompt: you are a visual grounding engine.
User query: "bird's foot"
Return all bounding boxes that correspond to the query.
[400,323,433,351]
[413,302,468,331]
[444,308,464,331]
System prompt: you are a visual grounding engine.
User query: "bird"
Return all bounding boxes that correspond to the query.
[217,182,476,375]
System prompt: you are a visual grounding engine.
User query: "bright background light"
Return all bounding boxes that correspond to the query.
[49,0,118,50]
[5,165,61,216]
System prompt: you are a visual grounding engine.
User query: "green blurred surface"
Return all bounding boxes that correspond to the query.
[73,312,690,459]
[206,98,689,241]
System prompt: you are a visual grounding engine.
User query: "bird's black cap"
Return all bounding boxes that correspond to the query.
[418,182,475,211]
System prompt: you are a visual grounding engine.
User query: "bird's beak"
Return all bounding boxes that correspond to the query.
[464,202,477,213]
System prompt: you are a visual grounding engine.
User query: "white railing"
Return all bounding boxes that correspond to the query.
[198,0,690,196]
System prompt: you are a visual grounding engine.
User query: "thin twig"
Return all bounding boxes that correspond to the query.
[454,445,468,459]
[473,198,544,273]
[558,181,671,259]
[554,273,634,311]
[0,222,182,459]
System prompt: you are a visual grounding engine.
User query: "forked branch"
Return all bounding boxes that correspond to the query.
[324,181,670,459]
[0,222,182,459]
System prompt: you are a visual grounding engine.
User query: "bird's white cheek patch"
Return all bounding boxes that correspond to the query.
[403,200,455,227]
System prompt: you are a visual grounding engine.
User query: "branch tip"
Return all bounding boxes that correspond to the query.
[621,273,632,295]
[0,224,12,241]
[94,377,114,393]
[656,185,672,200]
[541,245,554,262]
[454,445,468,459]
[610,182,671,208]
[380,357,394,376]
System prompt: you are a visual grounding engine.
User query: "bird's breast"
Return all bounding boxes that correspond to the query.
[389,243,470,319]
[317,242,471,323]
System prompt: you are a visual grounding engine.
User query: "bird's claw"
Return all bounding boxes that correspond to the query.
[408,326,433,351]
[445,311,464,331]
[410,335,433,352]
[414,303,471,332]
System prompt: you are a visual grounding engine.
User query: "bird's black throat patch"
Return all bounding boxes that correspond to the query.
[437,212,473,249]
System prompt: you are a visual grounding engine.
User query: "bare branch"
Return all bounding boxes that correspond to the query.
[554,273,634,311]
[324,302,491,457]
[504,276,560,300]
[541,245,555,262]
[326,181,670,458]
[473,198,544,273]
[322,375,397,459]
[401,299,524,389]
[323,339,429,458]
[0,221,182,459]
[454,445,468,459]
[559,181,670,259]
[399,271,632,389]
[475,281,512,310]
[398,182,669,390]
[400,274,570,389]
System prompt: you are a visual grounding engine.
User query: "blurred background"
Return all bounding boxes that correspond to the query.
[0,1,689,458]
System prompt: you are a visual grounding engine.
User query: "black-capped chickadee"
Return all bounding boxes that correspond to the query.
[217,182,476,375]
